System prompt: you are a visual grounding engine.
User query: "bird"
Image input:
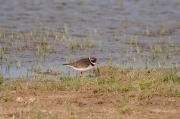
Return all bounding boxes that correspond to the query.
[63,57,98,77]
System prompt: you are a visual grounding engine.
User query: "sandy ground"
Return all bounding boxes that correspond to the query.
[1,89,180,119]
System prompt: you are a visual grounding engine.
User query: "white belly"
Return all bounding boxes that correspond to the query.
[68,65,94,72]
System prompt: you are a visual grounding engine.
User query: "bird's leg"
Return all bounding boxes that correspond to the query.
[79,71,84,78]
[79,72,81,77]
[81,72,84,78]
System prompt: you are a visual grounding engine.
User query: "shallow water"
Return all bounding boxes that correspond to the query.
[0,0,180,77]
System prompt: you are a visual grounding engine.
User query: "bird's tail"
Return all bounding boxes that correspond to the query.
[62,63,70,65]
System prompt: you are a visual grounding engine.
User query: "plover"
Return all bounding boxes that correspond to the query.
[63,57,98,77]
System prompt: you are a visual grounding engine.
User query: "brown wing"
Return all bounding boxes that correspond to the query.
[69,58,90,68]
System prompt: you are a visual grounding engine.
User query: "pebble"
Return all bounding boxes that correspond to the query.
[29,97,36,103]
[16,97,24,103]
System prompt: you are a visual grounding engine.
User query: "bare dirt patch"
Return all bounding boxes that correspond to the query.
[1,89,180,119]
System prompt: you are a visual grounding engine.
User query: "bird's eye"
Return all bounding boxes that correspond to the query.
[91,58,96,62]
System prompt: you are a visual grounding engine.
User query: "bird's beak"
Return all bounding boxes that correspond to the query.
[96,61,99,64]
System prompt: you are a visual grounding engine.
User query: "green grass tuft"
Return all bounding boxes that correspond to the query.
[118,107,132,114]
[162,73,180,82]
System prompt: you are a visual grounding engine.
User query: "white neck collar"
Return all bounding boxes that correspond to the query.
[89,57,95,65]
